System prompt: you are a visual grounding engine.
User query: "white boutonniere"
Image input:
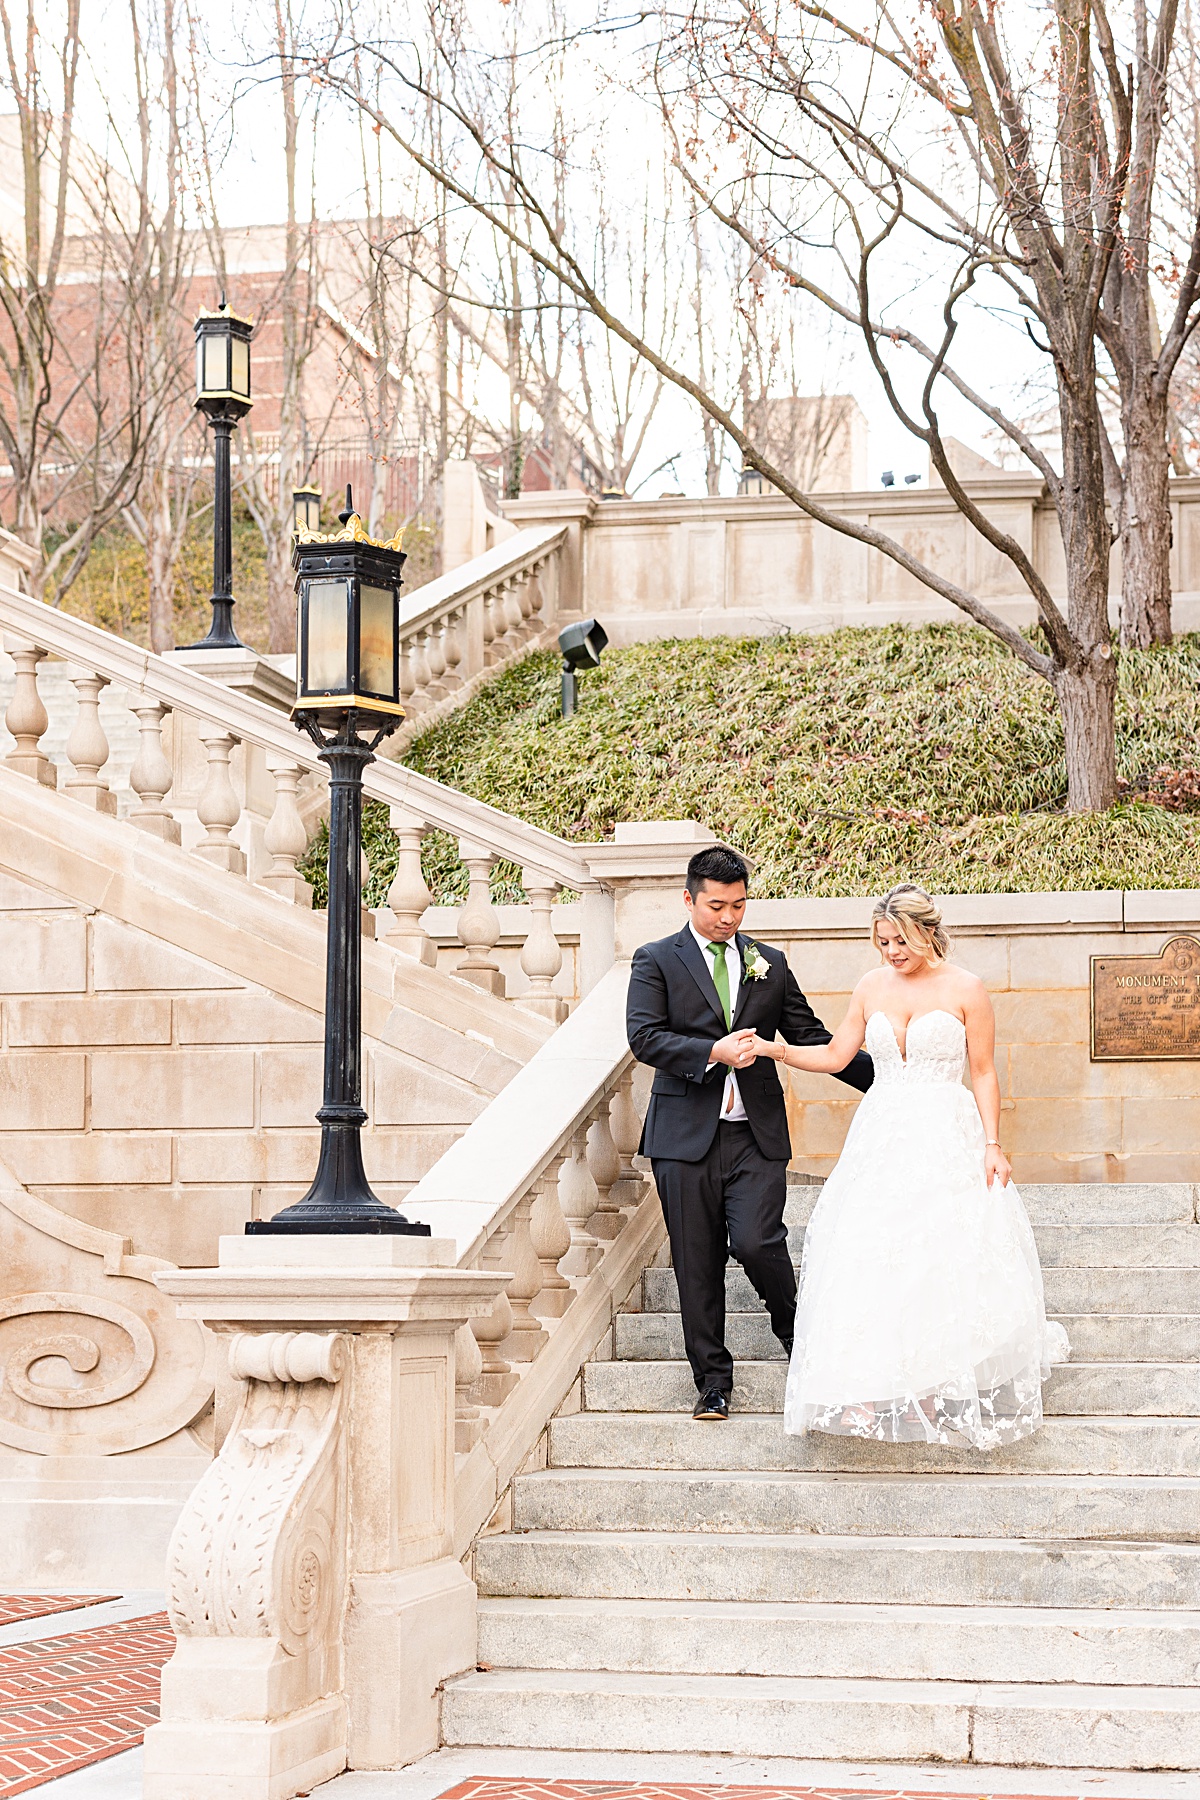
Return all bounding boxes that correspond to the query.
[742,941,771,982]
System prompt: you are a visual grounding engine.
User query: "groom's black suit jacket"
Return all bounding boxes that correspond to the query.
[627,928,874,1164]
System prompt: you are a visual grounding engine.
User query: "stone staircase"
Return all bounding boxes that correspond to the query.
[445,1176,1200,1770]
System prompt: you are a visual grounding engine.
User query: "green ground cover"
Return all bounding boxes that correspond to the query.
[306,625,1200,908]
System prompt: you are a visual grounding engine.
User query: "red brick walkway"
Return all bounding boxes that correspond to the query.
[0,1602,117,1632]
[436,1783,1134,1800]
[0,1613,172,1794]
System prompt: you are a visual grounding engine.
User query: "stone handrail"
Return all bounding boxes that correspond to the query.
[386,958,661,1552]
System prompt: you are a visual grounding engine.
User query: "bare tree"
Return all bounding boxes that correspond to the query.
[0,0,159,598]
[115,0,200,651]
[314,0,1195,808]
[239,0,321,652]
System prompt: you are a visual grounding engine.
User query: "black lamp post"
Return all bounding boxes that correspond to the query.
[247,486,430,1237]
[188,296,253,651]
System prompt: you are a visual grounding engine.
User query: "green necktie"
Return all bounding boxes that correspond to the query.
[707,940,732,1028]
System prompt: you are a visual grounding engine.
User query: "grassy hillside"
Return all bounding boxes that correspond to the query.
[309,625,1200,907]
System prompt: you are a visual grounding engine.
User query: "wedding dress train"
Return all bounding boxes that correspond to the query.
[784,1009,1070,1450]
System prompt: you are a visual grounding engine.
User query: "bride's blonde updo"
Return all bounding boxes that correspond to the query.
[871,883,950,964]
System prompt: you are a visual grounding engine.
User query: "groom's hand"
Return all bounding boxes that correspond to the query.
[711,1029,757,1069]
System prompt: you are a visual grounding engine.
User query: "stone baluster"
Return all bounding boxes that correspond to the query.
[529,1158,572,1320]
[472,1282,518,1407]
[441,607,465,691]
[518,866,566,1021]
[3,639,54,787]
[501,579,524,654]
[62,668,116,814]
[409,628,432,709]
[495,1195,547,1362]
[128,700,181,842]
[454,1321,485,1452]
[482,586,502,666]
[423,619,448,701]
[587,1097,625,1240]
[525,565,548,640]
[516,571,537,642]
[382,805,436,964]
[454,840,504,996]
[558,1125,602,1280]
[258,756,312,903]
[399,634,418,714]
[609,1069,647,1208]
[193,726,246,874]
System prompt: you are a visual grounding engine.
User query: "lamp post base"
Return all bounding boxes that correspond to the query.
[246,1104,431,1238]
[183,599,247,652]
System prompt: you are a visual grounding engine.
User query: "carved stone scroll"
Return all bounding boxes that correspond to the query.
[166,1331,348,1657]
[0,1163,214,1456]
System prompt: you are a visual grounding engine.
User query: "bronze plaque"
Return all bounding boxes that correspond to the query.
[1091,935,1200,1060]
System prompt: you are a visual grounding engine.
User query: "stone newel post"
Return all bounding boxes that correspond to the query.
[143,1237,507,1800]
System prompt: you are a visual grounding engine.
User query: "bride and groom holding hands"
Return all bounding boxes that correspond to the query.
[626,845,1069,1451]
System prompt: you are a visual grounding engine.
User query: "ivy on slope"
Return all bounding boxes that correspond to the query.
[303,626,1200,907]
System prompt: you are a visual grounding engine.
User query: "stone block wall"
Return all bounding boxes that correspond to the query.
[0,772,551,1269]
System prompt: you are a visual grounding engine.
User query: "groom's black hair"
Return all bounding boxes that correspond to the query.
[686,845,750,897]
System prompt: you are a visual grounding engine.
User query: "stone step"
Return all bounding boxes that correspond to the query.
[581,1359,1200,1418]
[783,1181,1196,1226]
[548,1410,1200,1476]
[476,1595,1200,1687]
[476,1528,1200,1611]
[642,1263,1200,1315]
[615,1307,1200,1364]
[440,1666,1200,1767]
[513,1466,1200,1543]
[781,1222,1200,1267]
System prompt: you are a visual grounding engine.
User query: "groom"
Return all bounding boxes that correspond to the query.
[626,845,874,1418]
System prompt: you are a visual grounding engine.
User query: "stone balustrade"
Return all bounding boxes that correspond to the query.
[0,569,606,1018]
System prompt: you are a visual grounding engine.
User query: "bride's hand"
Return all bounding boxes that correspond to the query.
[748,1034,782,1061]
[985,1144,1012,1189]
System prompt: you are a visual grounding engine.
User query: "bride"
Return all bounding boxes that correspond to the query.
[748,883,1069,1451]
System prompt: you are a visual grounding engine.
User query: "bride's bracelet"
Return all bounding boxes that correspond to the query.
[985,1139,1002,1149]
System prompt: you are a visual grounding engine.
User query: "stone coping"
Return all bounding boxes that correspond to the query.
[742,890,1200,939]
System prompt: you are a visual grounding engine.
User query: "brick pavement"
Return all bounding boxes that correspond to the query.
[0,1613,172,1795]
[434,1782,1145,1800]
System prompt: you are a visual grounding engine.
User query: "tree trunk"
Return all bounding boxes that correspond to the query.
[265,530,294,653]
[1052,653,1117,810]
[1119,381,1174,647]
[146,504,176,653]
[1055,350,1119,811]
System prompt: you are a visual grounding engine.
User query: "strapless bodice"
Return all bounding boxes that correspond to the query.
[865,1009,966,1086]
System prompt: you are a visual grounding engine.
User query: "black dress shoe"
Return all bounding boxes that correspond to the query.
[693,1389,730,1420]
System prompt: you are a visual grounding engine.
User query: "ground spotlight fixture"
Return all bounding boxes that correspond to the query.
[880,470,895,488]
[187,294,253,650]
[247,485,429,1239]
[293,483,322,535]
[903,472,920,485]
[558,617,608,719]
[737,466,768,496]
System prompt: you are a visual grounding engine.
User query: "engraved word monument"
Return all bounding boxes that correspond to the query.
[1091,935,1200,1061]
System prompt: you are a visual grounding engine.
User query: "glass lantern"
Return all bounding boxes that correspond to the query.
[293,485,322,535]
[194,296,253,417]
[293,490,407,722]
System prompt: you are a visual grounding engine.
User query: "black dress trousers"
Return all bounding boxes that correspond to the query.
[652,1121,794,1395]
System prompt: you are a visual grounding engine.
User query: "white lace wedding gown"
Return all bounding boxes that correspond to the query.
[784,1009,1070,1450]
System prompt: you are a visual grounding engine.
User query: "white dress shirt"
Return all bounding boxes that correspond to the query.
[690,921,748,1122]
